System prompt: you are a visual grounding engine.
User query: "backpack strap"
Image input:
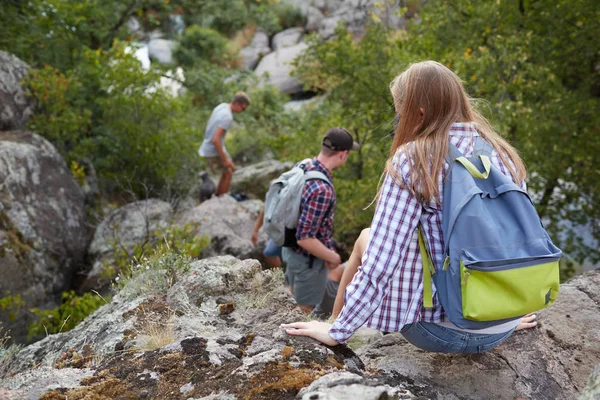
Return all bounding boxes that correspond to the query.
[418,226,436,309]
[298,169,334,268]
[303,170,332,185]
[447,140,492,180]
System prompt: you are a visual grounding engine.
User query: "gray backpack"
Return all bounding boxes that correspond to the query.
[263,159,332,247]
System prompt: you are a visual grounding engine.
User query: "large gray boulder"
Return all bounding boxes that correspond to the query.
[0,131,87,342]
[148,38,175,65]
[0,51,34,131]
[317,0,407,39]
[254,42,308,94]
[355,271,600,400]
[176,196,262,260]
[230,160,293,199]
[239,31,271,70]
[81,199,173,291]
[306,6,326,32]
[272,27,304,51]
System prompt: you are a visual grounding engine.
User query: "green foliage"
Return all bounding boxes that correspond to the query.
[105,222,210,281]
[270,1,306,31]
[28,291,108,339]
[115,252,194,300]
[174,25,230,67]
[208,0,250,36]
[24,66,92,161]
[0,294,26,322]
[24,41,201,197]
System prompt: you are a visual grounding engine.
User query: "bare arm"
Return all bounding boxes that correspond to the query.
[297,238,341,266]
[212,127,234,169]
[331,228,370,319]
[252,208,264,245]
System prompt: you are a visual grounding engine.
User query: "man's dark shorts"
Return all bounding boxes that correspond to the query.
[282,247,327,307]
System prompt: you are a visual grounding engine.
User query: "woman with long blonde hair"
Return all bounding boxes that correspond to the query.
[281,61,537,352]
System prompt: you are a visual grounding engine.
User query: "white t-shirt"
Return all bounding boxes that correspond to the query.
[198,103,233,157]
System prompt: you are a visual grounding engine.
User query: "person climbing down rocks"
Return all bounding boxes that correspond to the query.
[282,61,560,352]
[263,127,360,315]
[198,92,250,196]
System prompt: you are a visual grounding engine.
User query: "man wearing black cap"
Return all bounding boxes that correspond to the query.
[282,127,360,314]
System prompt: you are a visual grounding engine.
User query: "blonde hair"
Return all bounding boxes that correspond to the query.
[232,91,250,106]
[386,61,526,203]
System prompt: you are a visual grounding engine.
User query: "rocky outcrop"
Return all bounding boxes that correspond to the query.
[281,0,408,39]
[230,160,293,199]
[0,51,34,131]
[148,38,175,65]
[254,42,308,94]
[306,6,325,32]
[272,27,304,51]
[0,131,87,343]
[177,196,263,260]
[2,256,362,399]
[239,31,271,70]
[1,260,598,399]
[354,271,600,400]
[81,199,173,291]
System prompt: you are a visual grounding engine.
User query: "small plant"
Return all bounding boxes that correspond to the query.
[104,222,210,282]
[137,310,175,351]
[0,293,26,322]
[115,252,194,300]
[28,291,109,339]
[0,324,22,378]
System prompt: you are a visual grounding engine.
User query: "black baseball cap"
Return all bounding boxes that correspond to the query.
[322,127,360,151]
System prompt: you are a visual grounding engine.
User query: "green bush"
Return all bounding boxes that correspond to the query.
[207,0,250,36]
[272,2,305,30]
[25,42,202,198]
[28,291,108,339]
[174,25,230,67]
[0,294,26,322]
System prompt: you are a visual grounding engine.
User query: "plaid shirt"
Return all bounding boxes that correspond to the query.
[330,122,525,343]
[294,158,335,257]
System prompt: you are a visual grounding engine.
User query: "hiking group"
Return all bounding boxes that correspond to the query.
[199,61,562,354]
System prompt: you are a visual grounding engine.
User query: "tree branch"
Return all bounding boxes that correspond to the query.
[103,0,140,49]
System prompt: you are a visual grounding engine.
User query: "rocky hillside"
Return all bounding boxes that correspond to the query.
[1,256,598,400]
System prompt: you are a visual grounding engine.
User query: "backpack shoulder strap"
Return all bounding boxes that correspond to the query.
[297,158,313,171]
[303,170,332,186]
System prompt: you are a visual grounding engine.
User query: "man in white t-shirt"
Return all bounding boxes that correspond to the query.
[198,92,250,196]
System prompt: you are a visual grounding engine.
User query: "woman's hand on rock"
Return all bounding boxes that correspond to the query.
[280,321,339,346]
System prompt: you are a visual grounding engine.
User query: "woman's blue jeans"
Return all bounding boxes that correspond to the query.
[400,322,516,354]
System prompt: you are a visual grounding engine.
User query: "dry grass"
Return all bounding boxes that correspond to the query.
[141,321,175,351]
[133,304,176,351]
[237,268,285,312]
